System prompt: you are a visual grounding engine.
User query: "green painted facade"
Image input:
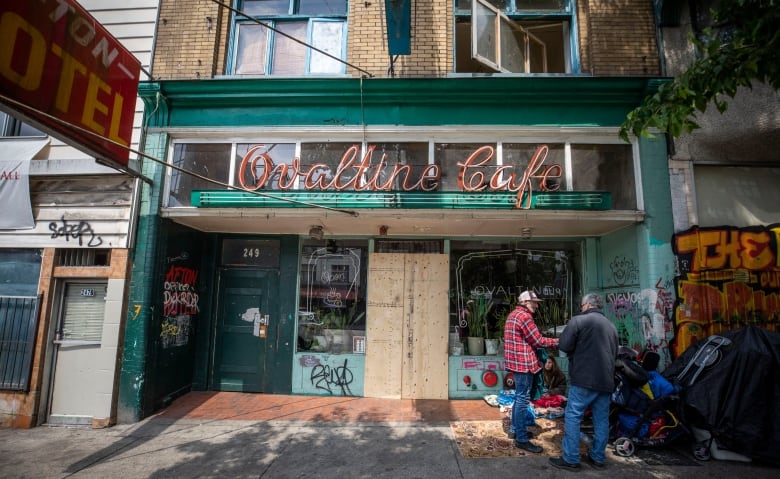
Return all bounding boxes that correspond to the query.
[119,76,676,420]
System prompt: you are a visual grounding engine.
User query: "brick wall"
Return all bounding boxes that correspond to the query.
[581,0,660,75]
[152,0,223,79]
[347,0,452,78]
[153,0,658,79]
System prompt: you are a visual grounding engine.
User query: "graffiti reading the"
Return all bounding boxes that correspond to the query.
[671,225,780,357]
[48,216,103,247]
[310,358,354,396]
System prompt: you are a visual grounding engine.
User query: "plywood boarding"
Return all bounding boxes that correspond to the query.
[365,253,449,400]
[365,253,405,398]
[402,255,449,399]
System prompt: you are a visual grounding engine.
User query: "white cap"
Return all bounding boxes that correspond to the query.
[519,290,542,302]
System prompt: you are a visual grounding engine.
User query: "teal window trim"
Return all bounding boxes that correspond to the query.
[191,190,612,210]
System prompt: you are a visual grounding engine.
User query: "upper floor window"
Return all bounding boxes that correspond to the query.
[0,111,45,137]
[455,0,577,74]
[231,0,348,76]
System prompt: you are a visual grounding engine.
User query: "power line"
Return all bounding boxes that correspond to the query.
[0,93,359,217]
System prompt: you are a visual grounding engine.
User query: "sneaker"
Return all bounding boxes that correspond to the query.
[514,441,543,454]
[586,456,606,469]
[549,456,581,471]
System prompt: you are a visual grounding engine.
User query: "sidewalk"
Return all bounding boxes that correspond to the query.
[0,392,776,478]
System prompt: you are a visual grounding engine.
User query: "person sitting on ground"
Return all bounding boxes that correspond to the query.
[541,356,567,397]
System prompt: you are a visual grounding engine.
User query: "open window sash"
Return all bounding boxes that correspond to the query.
[472,0,548,73]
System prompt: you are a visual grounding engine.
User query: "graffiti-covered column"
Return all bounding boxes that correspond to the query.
[117,130,169,423]
[635,137,676,368]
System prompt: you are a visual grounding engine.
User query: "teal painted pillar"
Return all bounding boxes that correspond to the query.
[582,237,601,296]
[635,136,676,367]
[117,132,168,423]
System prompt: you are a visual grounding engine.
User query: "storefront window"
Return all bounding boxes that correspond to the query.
[234,143,297,190]
[0,249,42,296]
[504,143,566,190]
[299,142,358,188]
[297,239,368,354]
[435,142,497,191]
[571,144,636,209]
[449,240,576,355]
[169,143,232,206]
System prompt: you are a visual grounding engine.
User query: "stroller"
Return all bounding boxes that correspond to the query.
[608,349,688,457]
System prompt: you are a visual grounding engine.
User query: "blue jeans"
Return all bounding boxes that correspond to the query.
[562,385,611,464]
[509,371,534,442]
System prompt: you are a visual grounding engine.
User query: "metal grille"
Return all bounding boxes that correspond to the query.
[0,296,42,391]
[56,249,110,267]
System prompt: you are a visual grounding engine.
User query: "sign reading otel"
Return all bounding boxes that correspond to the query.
[0,0,140,167]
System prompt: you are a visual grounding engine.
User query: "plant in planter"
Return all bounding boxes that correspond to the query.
[488,296,516,355]
[464,294,492,355]
[317,302,366,353]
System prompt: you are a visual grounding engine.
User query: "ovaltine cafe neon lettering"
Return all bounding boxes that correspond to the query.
[239,144,562,209]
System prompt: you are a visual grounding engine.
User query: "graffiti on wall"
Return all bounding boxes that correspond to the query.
[671,225,780,357]
[299,355,355,396]
[48,216,103,247]
[161,263,199,348]
[604,279,675,368]
[609,256,639,287]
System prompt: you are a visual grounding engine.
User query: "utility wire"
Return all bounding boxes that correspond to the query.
[209,0,374,78]
[0,93,360,217]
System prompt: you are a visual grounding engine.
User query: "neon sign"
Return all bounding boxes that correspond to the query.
[238,144,562,209]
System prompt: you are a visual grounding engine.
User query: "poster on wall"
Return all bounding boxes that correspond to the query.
[0,142,45,229]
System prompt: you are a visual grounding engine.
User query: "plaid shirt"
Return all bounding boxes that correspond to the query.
[503,305,558,374]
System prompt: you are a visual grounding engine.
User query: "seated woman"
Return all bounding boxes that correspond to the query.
[541,356,567,397]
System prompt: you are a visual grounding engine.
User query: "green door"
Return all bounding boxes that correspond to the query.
[213,268,279,392]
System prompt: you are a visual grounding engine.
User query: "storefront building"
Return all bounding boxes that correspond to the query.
[0,0,156,428]
[117,0,676,421]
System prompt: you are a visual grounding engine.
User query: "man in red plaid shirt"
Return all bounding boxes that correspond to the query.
[504,290,559,453]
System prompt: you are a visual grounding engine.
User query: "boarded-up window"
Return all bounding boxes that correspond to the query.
[59,283,107,342]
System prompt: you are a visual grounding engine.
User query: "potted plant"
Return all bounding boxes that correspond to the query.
[464,294,491,355]
[318,302,365,353]
[487,296,515,355]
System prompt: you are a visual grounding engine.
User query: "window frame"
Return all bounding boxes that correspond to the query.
[228,0,348,76]
[166,133,641,211]
[457,0,579,74]
[0,111,46,138]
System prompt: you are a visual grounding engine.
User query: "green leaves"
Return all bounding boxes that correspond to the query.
[619,0,780,141]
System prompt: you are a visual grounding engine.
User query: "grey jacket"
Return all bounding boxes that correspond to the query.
[558,307,618,393]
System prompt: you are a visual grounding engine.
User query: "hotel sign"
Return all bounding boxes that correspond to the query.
[0,0,141,167]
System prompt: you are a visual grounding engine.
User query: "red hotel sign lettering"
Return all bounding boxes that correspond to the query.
[239,144,562,209]
[0,0,140,167]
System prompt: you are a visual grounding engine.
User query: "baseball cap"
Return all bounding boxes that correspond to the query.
[519,290,542,302]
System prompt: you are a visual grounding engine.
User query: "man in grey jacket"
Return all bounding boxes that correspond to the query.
[550,293,618,471]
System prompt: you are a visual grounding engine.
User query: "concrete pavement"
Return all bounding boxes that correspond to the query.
[1,415,778,478]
